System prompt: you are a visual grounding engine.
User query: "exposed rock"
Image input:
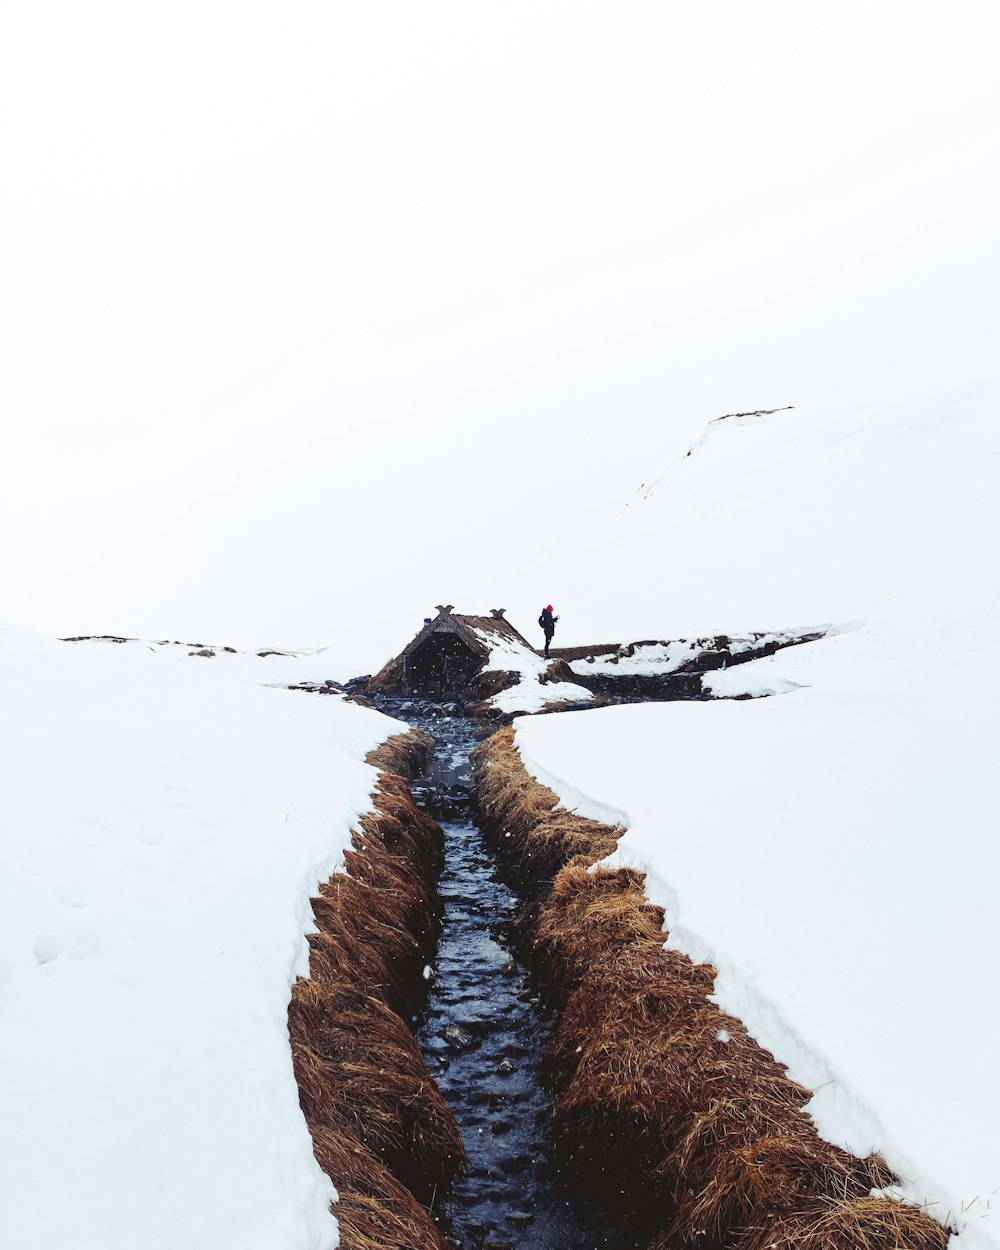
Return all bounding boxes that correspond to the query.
[506,1211,535,1228]
[441,1023,478,1054]
[540,659,576,685]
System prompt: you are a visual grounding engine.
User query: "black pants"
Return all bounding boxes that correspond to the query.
[544,633,554,657]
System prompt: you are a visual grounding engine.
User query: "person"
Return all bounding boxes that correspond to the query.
[538,604,558,658]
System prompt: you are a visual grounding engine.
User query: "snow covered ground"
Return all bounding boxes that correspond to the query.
[60,634,363,687]
[467,622,594,714]
[568,630,819,678]
[0,623,406,1250]
[514,335,1000,1249]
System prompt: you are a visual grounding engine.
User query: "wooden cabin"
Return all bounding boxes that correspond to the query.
[368,605,533,697]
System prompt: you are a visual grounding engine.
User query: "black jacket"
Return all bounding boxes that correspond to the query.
[538,609,556,637]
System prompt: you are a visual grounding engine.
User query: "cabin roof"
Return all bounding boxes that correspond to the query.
[401,605,532,659]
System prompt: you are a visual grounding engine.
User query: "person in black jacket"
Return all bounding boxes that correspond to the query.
[538,604,558,658]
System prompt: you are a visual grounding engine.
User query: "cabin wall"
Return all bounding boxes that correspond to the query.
[405,634,483,695]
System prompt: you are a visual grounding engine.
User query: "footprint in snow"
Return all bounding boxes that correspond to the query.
[120,853,158,875]
[57,882,89,908]
[34,931,101,964]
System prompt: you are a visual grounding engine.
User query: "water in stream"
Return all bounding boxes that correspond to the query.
[376,698,631,1250]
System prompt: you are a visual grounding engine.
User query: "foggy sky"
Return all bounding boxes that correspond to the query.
[3,2,998,672]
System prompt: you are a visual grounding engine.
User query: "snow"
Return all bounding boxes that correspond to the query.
[570,333,1000,643]
[60,633,362,686]
[4,325,998,1246]
[513,334,1000,1248]
[0,623,407,1250]
[569,631,817,678]
[492,675,594,715]
[468,623,594,714]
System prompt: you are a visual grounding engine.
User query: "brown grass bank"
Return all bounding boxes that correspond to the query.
[472,727,950,1250]
[289,729,462,1250]
[472,727,621,898]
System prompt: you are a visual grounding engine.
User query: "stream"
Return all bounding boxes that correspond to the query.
[373,697,632,1250]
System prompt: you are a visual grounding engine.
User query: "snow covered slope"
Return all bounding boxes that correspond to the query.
[568,630,821,678]
[466,621,594,714]
[0,624,406,1250]
[514,334,1000,1248]
[569,333,999,643]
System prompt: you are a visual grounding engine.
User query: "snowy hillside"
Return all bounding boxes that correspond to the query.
[513,335,1000,1248]
[559,333,1000,644]
[0,625,406,1250]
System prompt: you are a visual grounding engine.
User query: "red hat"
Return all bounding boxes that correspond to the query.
[546,604,553,611]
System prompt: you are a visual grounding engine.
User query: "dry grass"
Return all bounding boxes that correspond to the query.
[306,764,444,1010]
[470,727,952,1250]
[334,1190,446,1250]
[736,1193,951,1250]
[544,946,809,1214]
[288,728,462,1245]
[472,728,621,892]
[289,979,461,1201]
[663,1133,897,1249]
[468,667,520,701]
[367,730,434,781]
[669,1092,836,1197]
[365,656,405,697]
[531,861,670,1007]
[309,1122,450,1250]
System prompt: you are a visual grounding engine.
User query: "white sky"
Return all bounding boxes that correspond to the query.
[2,1,998,672]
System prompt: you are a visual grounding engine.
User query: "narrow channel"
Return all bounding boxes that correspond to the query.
[372,696,631,1250]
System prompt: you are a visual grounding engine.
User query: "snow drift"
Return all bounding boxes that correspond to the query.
[0,626,411,1250]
